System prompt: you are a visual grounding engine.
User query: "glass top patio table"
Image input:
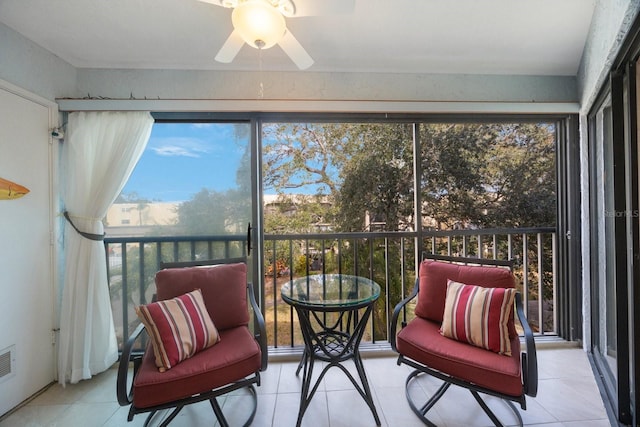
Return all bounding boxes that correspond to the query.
[280,274,380,309]
[280,274,382,427]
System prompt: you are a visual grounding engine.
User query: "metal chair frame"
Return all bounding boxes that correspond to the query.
[390,254,538,427]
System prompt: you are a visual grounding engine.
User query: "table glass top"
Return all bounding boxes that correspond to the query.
[281,274,381,308]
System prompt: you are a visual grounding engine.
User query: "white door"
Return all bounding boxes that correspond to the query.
[0,83,56,415]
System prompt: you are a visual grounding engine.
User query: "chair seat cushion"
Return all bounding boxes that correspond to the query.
[133,325,261,409]
[396,316,522,397]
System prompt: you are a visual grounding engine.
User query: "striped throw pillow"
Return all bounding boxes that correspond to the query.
[440,280,516,356]
[135,288,220,372]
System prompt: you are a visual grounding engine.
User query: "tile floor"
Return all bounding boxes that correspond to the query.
[0,345,613,427]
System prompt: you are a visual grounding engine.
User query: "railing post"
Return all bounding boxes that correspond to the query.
[537,232,544,334]
[462,235,467,256]
[139,242,146,305]
[368,237,374,279]
[338,238,343,275]
[522,233,529,320]
[492,234,497,259]
[121,242,129,338]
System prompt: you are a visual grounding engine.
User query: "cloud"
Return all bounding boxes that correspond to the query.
[149,137,211,158]
[191,123,214,129]
[153,145,200,157]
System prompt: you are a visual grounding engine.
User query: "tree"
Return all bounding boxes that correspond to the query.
[486,123,556,227]
[176,188,249,235]
[262,122,360,195]
[260,120,559,344]
[420,123,556,229]
[263,122,418,232]
[264,121,556,233]
[335,123,414,231]
[114,191,152,204]
[264,194,333,234]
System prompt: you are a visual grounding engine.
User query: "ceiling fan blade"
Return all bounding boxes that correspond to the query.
[290,0,355,17]
[278,29,313,70]
[215,29,245,63]
[196,0,223,6]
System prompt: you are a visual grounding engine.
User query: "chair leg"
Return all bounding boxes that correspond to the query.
[210,398,228,427]
[404,369,449,427]
[405,370,524,427]
[209,385,259,427]
[144,406,183,427]
[470,391,523,427]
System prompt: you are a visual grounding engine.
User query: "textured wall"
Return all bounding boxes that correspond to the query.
[72,68,578,103]
[577,0,640,112]
[0,23,76,101]
[576,0,640,350]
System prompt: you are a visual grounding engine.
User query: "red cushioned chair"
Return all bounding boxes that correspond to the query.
[390,254,537,427]
[116,258,267,427]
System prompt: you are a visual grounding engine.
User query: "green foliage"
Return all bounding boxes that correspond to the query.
[264,194,333,234]
[294,254,309,276]
[335,123,415,231]
[263,121,556,234]
[260,121,557,341]
[262,123,360,195]
[420,123,556,229]
[177,188,250,235]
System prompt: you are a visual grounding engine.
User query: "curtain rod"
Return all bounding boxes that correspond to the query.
[55,99,580,114]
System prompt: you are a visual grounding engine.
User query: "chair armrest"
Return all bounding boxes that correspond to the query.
[390,279,419,352]
[117,322,146,406]
[515,292,538,397]
[248,281,268,371]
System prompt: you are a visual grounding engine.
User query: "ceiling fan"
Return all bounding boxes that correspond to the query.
[197,0,353,70]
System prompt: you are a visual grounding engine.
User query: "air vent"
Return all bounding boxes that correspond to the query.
[0,345,16,384]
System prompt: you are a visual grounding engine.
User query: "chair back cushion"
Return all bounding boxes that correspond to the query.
[414,259,516,336]
[155,262,249,331]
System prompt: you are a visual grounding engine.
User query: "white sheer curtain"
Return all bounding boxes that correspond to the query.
[58,111,153,384]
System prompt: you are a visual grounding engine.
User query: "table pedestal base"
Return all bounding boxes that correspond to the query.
[292,305,381,427]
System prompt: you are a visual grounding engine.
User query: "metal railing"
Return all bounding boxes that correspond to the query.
[104,234,248,342]
[105,227,556,352]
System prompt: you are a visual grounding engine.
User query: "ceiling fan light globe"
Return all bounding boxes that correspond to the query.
[232,0,286,49]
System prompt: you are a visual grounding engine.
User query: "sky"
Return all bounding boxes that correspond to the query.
[121,122,248,202]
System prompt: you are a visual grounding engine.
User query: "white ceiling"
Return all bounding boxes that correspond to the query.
[0,0,596,75]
